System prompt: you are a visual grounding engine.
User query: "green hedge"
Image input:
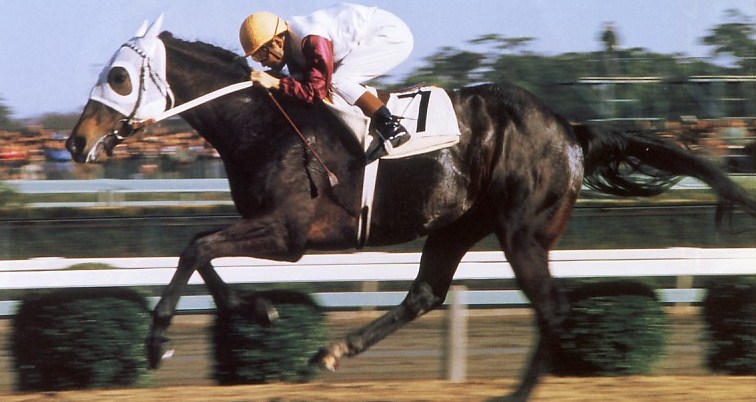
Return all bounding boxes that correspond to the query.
[702,277,756,375]
[11,288,150,391]
[552,280,667,376]
[0,181,23,207]
[212,289,327,385]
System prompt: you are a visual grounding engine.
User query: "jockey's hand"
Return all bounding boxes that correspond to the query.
[249,70,281,90]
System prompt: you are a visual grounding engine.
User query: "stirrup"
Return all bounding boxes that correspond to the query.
[366,126,410,161]
[384,129,410,148]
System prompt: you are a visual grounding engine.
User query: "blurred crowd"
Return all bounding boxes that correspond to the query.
[1,118,755,180]
[656,118,756,173]
[0,125,218,180]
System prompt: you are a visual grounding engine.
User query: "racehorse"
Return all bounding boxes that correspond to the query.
[66,18,756,401]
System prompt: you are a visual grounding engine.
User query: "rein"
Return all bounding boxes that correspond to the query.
[150,81,252,123]
[134,79,339,187]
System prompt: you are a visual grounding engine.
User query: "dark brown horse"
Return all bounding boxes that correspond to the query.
[66,21,756,401]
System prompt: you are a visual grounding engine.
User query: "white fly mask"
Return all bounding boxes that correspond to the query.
[89,14,173,122]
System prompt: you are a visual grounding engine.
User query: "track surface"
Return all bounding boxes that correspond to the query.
[2,309,753,401]
[1,377,754,401]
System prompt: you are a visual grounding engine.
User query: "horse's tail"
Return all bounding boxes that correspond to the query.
[572,122,756,224]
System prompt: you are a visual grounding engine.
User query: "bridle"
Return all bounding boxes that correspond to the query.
[116,41,175,136]
[87,40,175,161]
[112,41,175,136]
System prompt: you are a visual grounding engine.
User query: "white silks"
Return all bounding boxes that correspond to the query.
[89,14,172,121]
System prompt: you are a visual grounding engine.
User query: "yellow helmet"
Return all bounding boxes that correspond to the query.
[239,12,287,57]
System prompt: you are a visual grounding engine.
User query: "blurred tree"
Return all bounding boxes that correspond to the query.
[0,96,20,130]
[600,23,619,52]
[469,34,535,55]
[403,46,485,89]
[398,15,751,122]
[599,23,621,80]
[701,8,756,72]
[469,34,536,81]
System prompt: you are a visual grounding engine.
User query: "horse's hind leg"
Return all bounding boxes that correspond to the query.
[498,234,568,401]
[312,218,489,370]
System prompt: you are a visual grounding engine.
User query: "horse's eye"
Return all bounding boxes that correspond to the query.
[108,67,132,96]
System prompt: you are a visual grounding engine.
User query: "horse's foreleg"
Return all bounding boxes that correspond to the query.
[195,261,279,323]
[147,230,242,368]
[312,221,486,371]
[148,217,307,368]
[195,259,242,310]
[147,248,204,368]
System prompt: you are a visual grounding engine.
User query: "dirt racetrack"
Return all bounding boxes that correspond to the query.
[1,376,755,401]
[2,309,754,401]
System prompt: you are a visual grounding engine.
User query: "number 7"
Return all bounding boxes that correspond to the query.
[397,90,432,133]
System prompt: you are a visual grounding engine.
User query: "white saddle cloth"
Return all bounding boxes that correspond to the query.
[325,86,461,159]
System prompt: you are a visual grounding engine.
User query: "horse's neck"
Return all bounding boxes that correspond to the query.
[164,50,251,154]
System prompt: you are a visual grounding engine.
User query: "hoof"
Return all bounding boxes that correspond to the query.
[146,335,169,369]
[309,347,339,372]
[162,349,175,360]
[244,296,279,326]
[309,341,349,372]
[486,390,528,402]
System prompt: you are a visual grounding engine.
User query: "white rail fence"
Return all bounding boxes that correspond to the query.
[6,179,229,194]
[2,247,754,382]
[2,248,755,317]
[7,177,714,194]
[6,177,716,208]
[6,179,232,208]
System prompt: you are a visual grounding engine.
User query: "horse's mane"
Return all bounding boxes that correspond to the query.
[158,31,250,77]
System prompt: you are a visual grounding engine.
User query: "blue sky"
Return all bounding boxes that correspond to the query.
[1,0,754,119]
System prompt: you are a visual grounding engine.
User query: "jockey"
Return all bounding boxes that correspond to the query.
[239,3,414,151]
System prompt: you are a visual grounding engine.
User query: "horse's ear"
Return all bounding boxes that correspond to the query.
[134,19,149,37]
[144,13,165,38]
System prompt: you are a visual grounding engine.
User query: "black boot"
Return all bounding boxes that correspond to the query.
[373,106,410,149]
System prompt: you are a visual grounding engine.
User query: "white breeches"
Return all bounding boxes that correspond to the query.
[331,9,414,105]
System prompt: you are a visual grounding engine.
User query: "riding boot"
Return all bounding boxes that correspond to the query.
[354,91,411,154]
[372,105,410,149]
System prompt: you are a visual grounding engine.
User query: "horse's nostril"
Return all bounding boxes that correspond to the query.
[69,136,86,154]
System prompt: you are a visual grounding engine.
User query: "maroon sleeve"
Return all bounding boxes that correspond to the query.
[278,35,334,105]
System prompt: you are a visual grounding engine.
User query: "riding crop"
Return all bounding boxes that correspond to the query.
[264,89,339,187]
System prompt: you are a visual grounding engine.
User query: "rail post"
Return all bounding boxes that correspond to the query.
[443,285,468,382]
